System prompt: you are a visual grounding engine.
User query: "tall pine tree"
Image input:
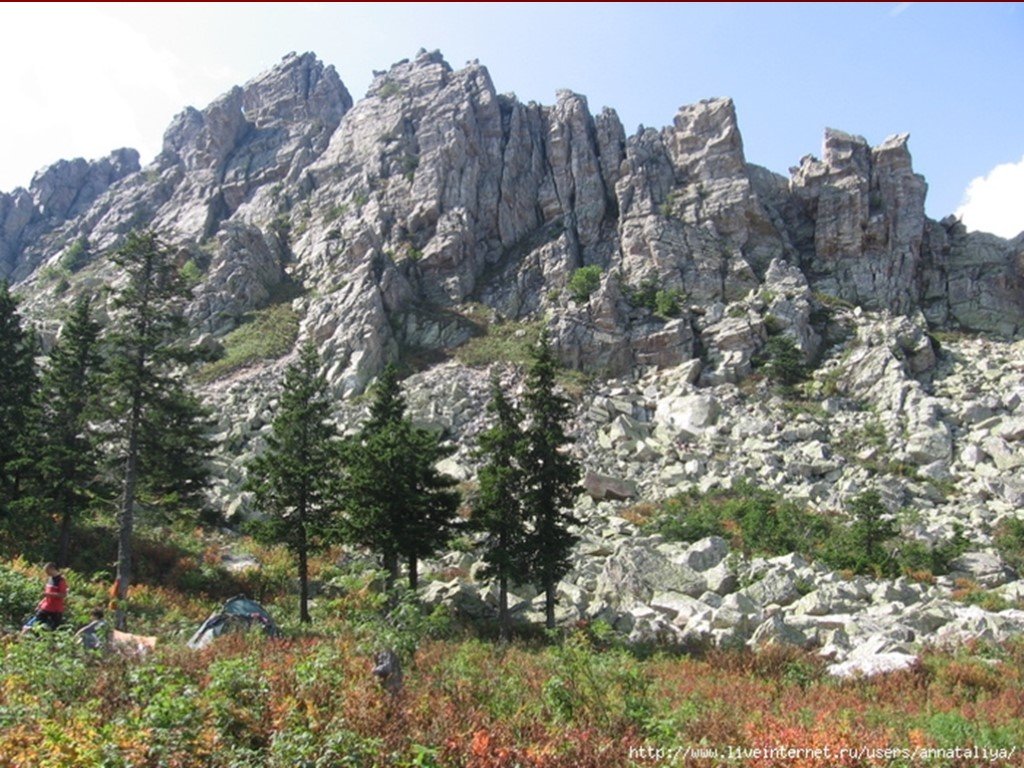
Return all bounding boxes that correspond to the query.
[522,330,582,630]
[246,341,340,623]
[471,376,530,642]
[106,229,209,628]
[136,386,213,522]
[38,295,105,566]
[340,364,460,592]
[0,281,39,551]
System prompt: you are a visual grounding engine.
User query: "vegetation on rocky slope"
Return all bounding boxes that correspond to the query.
[196,302,302,383]
[3,547,1024,768]
[640,483,971,580]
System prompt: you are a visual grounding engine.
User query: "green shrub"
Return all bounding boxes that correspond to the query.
[627,278,658,312]
[922,712,1021,752]
[179,259,203,287]
[955,587,1012,612]
[59,238,89,272]
[762,335,808,387]
[821,490,900,576]
[38,264,70,286]
[567,265,603,303]
[813,291,855,311]
[378,81,402,99]
[646,481,834,558]
[994,517,1024,575]
[454,319,543,368]
[269,214,291,238]
[402,154,420,181]
[206,654,270,749]
[894,524,968,577]
[2,629,92,704]
[624,278,685,319]
[542,631,654,732]
[654,289,684,318]
[0,562,40,626]
[763,314,785,336]
[658,191,679,218]
[53,275,70,296]
[323,202,348,222]
[341,584,452,663]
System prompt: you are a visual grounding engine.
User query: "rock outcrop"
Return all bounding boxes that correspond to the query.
[9,50,1024,389]
[1,148,139,281]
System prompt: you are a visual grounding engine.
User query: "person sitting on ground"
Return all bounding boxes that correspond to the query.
[75,608,108,650]
[21,562,67,634]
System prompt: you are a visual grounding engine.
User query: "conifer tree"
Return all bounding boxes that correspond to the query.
[471,376,530,641]
[136,386,213,521]
[105,229,209,628]
[340,364,460,592]
[245,341,339,623]
[0,281,39,548]
[521,330,582,630]
[846,490,899,575]
[38,296,104,566]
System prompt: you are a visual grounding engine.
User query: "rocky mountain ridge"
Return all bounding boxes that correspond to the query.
[6,50,1024,671]
[5,50,1023,381]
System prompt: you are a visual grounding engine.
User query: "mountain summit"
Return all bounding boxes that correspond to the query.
[3,48,1022,395]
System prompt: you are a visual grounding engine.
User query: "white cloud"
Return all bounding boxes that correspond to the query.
[0,5,189,190]
[955,155,1024,239]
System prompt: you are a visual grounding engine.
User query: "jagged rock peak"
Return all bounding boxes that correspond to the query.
[161,51,352,165]
[28,148,140,220]
[872,132,916,174]
[241,51,352,126]
[0,148,140,280]
[8,48,1024,385]
[668,97,747,179]
[671,97,739,134]
[367,48,456,98]
[821,127,872,177]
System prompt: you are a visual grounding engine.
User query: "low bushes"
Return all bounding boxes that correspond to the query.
[567,265,602,303]
[3,554,1024,766]
[645,483,968,579]
[644,481,833,558]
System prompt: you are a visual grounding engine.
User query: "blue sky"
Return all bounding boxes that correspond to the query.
[2,3,1021,235]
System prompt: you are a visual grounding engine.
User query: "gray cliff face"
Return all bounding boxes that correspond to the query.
[921,218,1024,336]
[0,148,140,281]
[786,129,927,314]
[154,50,352,240]
[7,50,1024,392]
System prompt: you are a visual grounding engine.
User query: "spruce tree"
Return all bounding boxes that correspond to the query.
[340,364,460,592]
[846,490,899,575]
[521,330,582,630]
[38,296,105,566]
[764,335,808,388]
[105,229,209,628]
[136,386,213,522]
[245,341,339,623]
[0,281,39,550]
[822,490,900,576]
[471,377,530,642]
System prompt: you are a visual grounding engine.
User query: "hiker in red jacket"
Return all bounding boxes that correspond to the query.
[21,562,67,633]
